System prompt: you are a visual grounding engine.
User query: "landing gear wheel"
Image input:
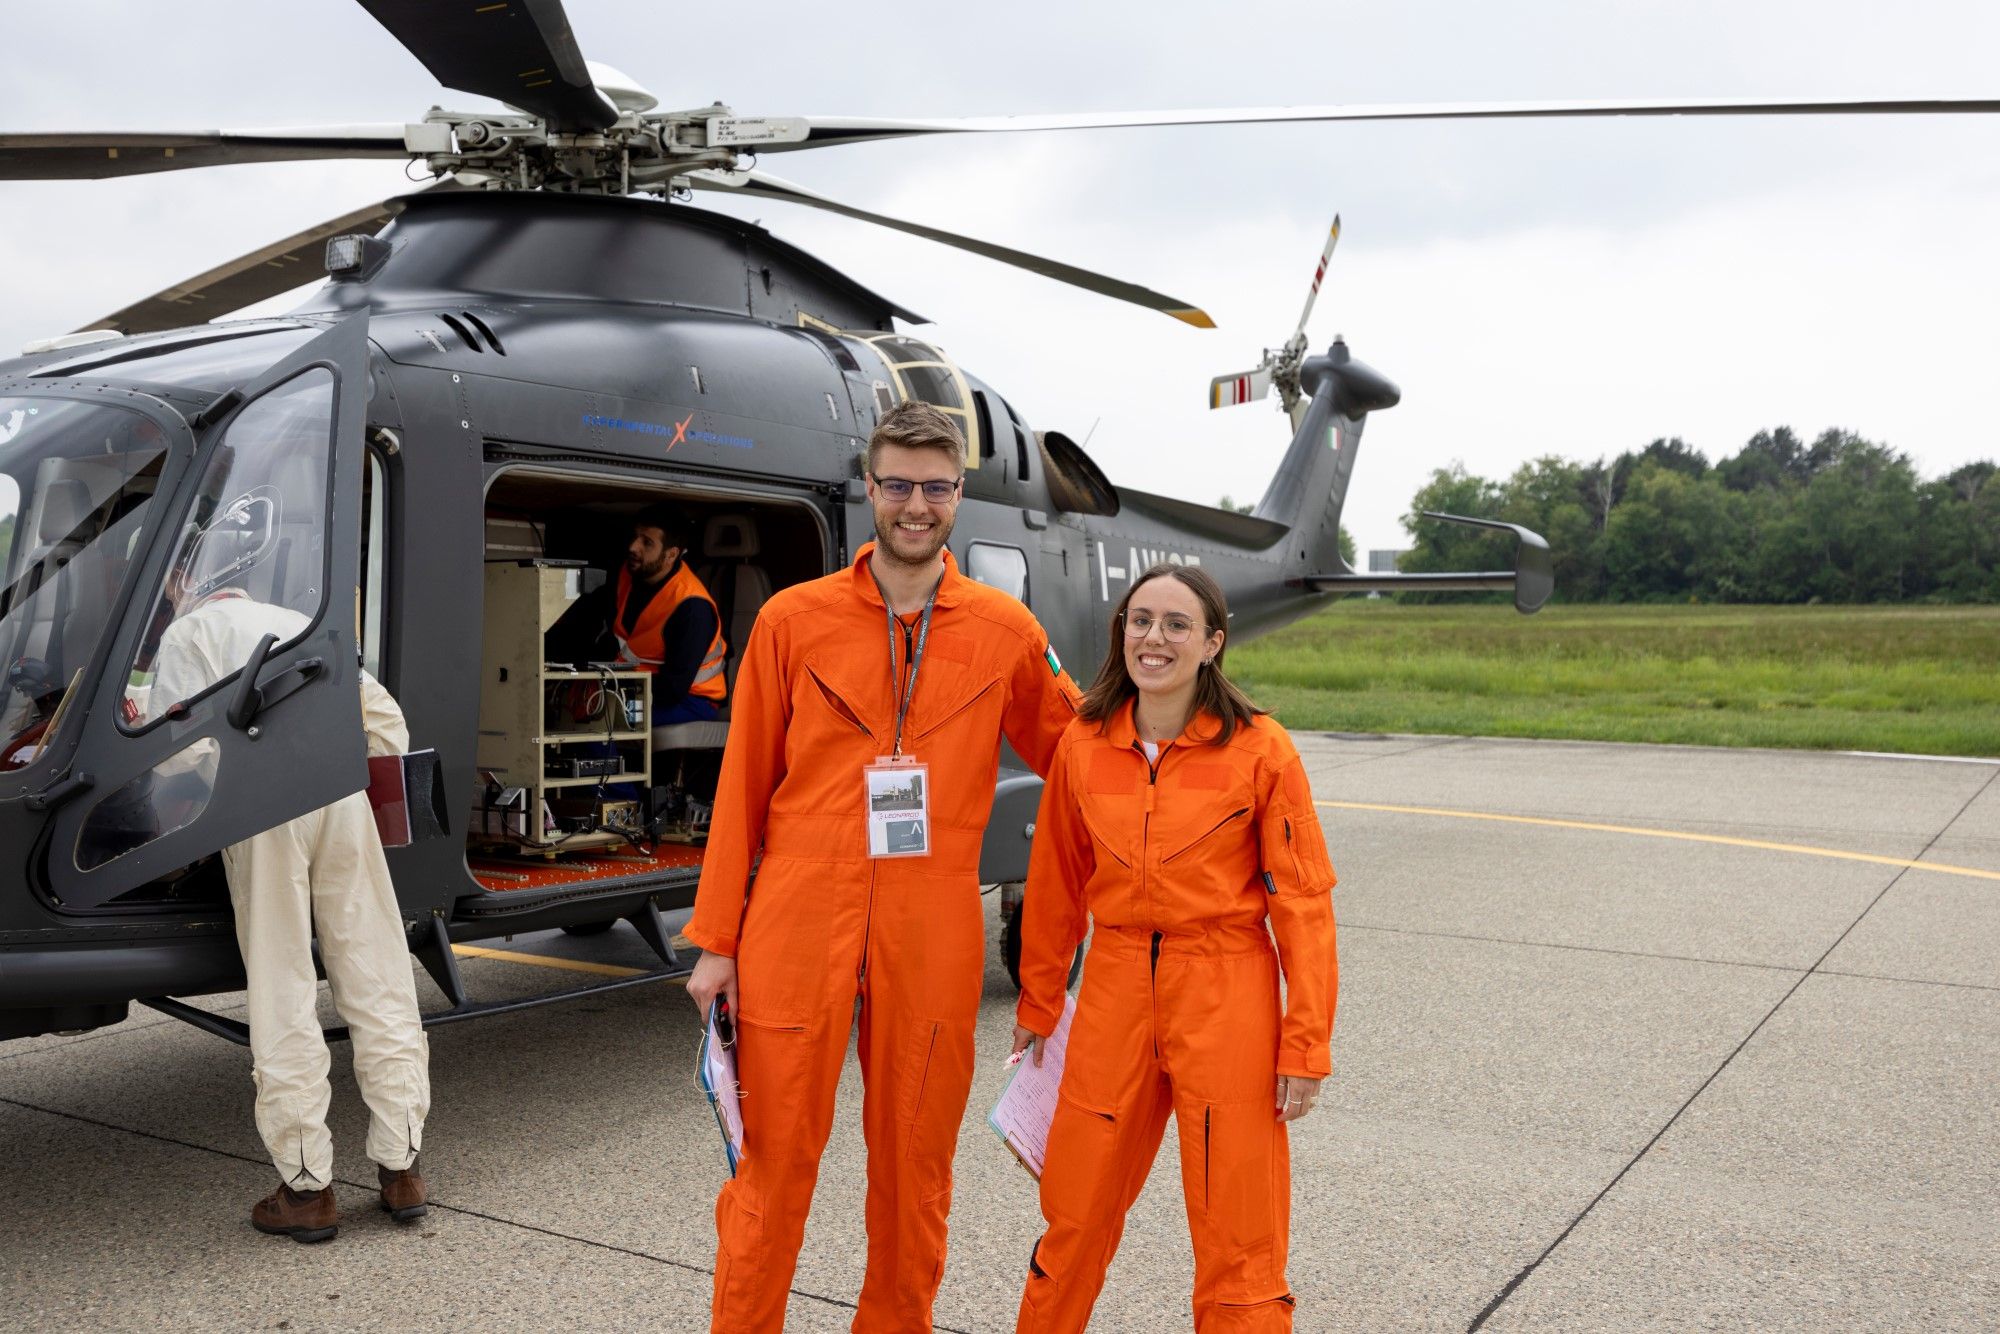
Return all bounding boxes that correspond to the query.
[561,920,616,937]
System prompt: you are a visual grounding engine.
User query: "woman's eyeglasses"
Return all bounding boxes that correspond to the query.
[1121,611,1203,643]
[872,475,962,503]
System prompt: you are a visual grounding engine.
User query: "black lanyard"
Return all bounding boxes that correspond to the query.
[874,570,944,758]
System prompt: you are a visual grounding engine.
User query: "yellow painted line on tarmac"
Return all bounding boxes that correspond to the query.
[1317,800,2000,884]
[451,944,664,979]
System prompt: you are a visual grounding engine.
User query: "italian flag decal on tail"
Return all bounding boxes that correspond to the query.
[1045,645,1063,677]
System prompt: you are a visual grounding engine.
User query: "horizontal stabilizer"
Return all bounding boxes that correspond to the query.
[1209,367,1273,409]
[1296,512,1552,613]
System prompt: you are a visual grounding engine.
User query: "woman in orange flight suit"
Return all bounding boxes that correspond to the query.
[1011,563,1338,1332]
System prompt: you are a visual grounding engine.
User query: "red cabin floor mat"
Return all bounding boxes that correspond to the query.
[468,841,706,892]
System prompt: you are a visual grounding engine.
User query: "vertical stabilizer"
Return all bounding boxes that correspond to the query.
[1253,338,1400,573]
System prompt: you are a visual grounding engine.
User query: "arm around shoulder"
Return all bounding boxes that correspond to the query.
[1002,615,1082,777]
[1015,730,1092,1036]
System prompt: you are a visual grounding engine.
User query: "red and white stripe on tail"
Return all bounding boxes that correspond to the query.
[1209,366,1273,409]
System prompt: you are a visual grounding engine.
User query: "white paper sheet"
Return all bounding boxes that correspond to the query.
[987,994,1078,1179]
[698,1003,745,1174]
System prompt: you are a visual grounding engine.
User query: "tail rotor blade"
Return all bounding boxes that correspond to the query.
[1292,214,1340,345]
[1209,368,1273,409]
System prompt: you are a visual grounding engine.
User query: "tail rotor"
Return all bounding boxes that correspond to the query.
[1208,214,1340,429]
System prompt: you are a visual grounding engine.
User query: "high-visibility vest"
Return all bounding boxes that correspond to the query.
[614,561,728,702]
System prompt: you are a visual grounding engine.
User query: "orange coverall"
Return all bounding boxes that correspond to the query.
[684,544,1078,1332]
[1015,703,1338,1332]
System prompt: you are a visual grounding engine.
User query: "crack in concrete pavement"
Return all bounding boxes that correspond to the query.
[1464,764,2000,1332]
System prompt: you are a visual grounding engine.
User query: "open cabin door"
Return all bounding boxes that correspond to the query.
[45,315,372,910]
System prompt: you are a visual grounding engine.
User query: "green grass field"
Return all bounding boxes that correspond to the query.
[1228,603,2000,756]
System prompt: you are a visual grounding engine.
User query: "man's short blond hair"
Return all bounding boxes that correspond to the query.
[867,400,966,475]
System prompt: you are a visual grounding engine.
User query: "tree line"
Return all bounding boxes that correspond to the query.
[1399,428,2000,603]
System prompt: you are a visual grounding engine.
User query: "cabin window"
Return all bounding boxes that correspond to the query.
[1005,398,1033,481]
[121,368,337,732]
[966,541,1030,605]
[971,390,998,462]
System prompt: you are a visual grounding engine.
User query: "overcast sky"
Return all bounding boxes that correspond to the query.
[3,0,1997,555]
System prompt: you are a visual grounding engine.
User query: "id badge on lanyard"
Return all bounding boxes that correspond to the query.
[865,756,931,858]
[865,570,943,859]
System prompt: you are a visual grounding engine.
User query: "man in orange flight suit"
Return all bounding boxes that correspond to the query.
[685,400,1080,1332]
[548,504,728,724]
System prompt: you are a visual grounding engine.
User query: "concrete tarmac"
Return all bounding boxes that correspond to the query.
[2,735,1995,1331]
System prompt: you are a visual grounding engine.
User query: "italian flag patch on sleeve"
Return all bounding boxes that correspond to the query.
[1044,645,1063,677]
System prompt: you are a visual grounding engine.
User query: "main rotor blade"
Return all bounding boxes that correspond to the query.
[749,95,2000,152]
[75,185,458,335]
[685,169,1213,328]
[356,0,616,133]
[0,127,413,180]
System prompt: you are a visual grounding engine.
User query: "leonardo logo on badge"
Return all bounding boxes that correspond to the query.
[864,759,931,859]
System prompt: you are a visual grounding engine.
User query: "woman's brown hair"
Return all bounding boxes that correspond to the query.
[1078,562,1266,745]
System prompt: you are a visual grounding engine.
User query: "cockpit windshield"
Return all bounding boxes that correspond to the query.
[0,397,170,774]
[36,324,320,392]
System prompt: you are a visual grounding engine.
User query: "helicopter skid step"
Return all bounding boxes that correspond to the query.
[138,895,693,1047]
[138,960,693,1049]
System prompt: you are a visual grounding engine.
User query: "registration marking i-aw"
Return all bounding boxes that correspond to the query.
[1096,542,1202,600]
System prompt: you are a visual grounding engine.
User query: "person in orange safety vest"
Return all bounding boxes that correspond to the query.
[1010,562,1338,1332]
[684,400,1081,1332]
[547,504,727,724]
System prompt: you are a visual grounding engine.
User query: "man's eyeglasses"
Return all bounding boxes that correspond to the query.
[1122,611,1204,643]
[872,474,963,504]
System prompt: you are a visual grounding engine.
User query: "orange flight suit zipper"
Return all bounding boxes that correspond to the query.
[1133,740,1165,1062]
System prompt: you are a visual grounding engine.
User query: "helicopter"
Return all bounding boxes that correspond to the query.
[0,0,1987,1043]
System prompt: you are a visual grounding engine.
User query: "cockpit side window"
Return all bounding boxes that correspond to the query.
[120,368,336,732]
[837,332,982,466]
[0,397,169,775]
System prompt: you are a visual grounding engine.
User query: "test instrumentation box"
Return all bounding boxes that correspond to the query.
[475,561,651,853]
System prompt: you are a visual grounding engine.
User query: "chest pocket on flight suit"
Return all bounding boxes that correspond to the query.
[901,631,998,750]
[1078,748,1139,867]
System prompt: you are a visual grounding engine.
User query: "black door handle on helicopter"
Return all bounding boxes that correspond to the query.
[225,633,324,733]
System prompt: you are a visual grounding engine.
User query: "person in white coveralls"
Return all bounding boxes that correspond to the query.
[145,521,431,1243]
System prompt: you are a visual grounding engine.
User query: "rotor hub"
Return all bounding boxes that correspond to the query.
[413,102,798,195]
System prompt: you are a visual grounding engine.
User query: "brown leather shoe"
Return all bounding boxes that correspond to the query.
[378,1158,428,1222]
[251,1183,338,1243]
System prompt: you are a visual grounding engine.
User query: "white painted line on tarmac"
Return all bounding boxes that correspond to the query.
[1838,750,2000,765]
[1319,800,2000,883]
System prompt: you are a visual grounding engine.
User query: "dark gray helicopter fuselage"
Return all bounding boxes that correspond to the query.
[0,190,1395,1042]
